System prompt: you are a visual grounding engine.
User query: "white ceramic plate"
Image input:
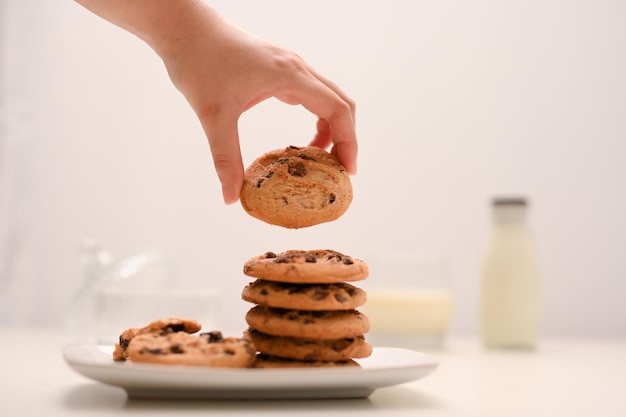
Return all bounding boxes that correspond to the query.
[63,345,439,400]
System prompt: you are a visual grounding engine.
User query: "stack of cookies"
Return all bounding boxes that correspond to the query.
[108,147,369,369]
[242,249,373,367]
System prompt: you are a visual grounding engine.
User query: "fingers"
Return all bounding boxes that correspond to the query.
[308,117,356,175]
[307,67,356,124]
[278,66,358,175]
[197,105,245,205]
[305,67,357,175]
[309,117,332,149]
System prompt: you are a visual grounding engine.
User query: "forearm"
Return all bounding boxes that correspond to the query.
[74,0,224,58]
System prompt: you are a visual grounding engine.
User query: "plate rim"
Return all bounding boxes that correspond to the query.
[63,344,439,398]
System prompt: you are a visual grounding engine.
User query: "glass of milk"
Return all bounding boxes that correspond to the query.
[360,253,453,350]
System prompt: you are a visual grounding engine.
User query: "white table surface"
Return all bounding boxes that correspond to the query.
[2,326,625,417]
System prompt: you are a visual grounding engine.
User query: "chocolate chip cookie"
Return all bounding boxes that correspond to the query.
[239,146,353,228]
[113,317,202,360]
[245,328,372,361]
[253,354,360,368]
[126,331,257,368]
[242,280,367,311]
[245,306,370,339]
[243,249,369,284]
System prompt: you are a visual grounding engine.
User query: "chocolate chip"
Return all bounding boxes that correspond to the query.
[260,288,269,295]
[331,254,342,262]
[223,348,235,356]
[287,285,306,294]
[343,258,354,265]
[266,171,274,179]
[334,293,348,302]
[329,193,336,204]
[287,161,306,177]
[275,255,289,263]
[264,252,277,258]
[200,331,224,343]
[171,344,183,354]
[256,178,264,187]
[332,339,353,351]
[305,254,317,263]
[168,323,185,332]
[119,337,130,350]
[313,289,329,301]
[298,153,316,162]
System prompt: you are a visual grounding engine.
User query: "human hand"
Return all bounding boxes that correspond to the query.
[158,4,357,204]
[75,0,357,204]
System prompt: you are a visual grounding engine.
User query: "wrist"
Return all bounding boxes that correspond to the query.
[145,1,223,59]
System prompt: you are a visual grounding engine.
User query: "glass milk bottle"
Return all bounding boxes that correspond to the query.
[481,197,539,349]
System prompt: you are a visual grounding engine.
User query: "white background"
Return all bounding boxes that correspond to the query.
[1,0,625,338]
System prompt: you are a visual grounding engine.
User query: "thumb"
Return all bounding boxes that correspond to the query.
[198,110,245,205]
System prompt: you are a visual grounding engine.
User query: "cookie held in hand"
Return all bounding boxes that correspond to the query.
[240,146,353,229]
